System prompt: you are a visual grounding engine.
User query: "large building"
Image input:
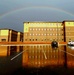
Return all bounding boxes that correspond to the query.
[0,28,23,56]
[0,28,18,42]
[63,20,74,42]
[23,21,74,43]
[23,22,64,42]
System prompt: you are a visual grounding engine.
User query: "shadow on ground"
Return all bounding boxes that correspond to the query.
[11,66,74,75]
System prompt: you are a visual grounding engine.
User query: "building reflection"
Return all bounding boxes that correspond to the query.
[0,46,8,56]
[22,45,66,68]
[22,45,74,68]
[0,45,23,57]
[0,46,22,75]
[66,46,74,68]
[0,45,74,74]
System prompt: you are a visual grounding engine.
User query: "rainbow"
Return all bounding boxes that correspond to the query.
[0,6,74,19]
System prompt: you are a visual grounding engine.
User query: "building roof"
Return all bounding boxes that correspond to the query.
[23,21,62,23]
[0,28,23,33]
[63,20,74,22]
[23,20,74,23]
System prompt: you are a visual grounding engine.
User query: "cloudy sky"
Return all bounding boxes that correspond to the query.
[0,0,74,32]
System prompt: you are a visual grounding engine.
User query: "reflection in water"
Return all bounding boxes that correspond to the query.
[0,46,22,75]
[21,45,74,75]
[23,45,65,68]
[0,46,8,56]
[0,45,74,75]
[66,46,74,68]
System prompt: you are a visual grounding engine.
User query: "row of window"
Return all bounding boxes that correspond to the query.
[68,22,74,24]
[28,61,59,65]
[27,22,62,25]
[28,50,57,53]
[25,39,64,41]
[24,46,51,49]
[28,55,58,59]
[29,28,63,31]
[25,33,63,36]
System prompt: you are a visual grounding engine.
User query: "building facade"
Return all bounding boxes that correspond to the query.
[23,22,64,43]
[63,20,74,42]
[0,28,18,42]
[23,21,74,43]
[0,28,23,56]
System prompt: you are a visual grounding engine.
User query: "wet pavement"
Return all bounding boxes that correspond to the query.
[0,45,74,75]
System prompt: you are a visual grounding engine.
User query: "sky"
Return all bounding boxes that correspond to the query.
[0,0,74,32]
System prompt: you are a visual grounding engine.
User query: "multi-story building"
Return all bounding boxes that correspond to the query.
[23,22,64,43]
[0,28,23,56]
[63,20,74,68]
[63,20,74,42]
[0,28,18,42]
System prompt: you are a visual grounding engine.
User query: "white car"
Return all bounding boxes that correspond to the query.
[67,41,74,46]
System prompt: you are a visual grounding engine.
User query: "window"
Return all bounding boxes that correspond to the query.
[62,39,64,41]
[30,28,32,31]
[62,34,63,35]
[39,28,40,31]
[45,39,46,41]
[42,34,43,35]
[41,39,43,41]
[33,39,34,41]
[59,34,60,35]
[56,34,57,36]
[29,56,31,59]
[47,34,49,35]
[36,39,37,41]
[33,34,34,35]
[50,33,52,35]
[50,29,52,31]
[36,34,37,36]
[42,29,43,31]
[61,29,63,31]
[36,28,37,31]
[1,39,6,42]
[39,34,40,36]
[59,29,60,31]
[53,29,54,31]
[47,29,49,31]
[44,28,46,31]
[33,28,34,30]
[44,34,46,35]
[30,34,32,36]
[30,39,31,41]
